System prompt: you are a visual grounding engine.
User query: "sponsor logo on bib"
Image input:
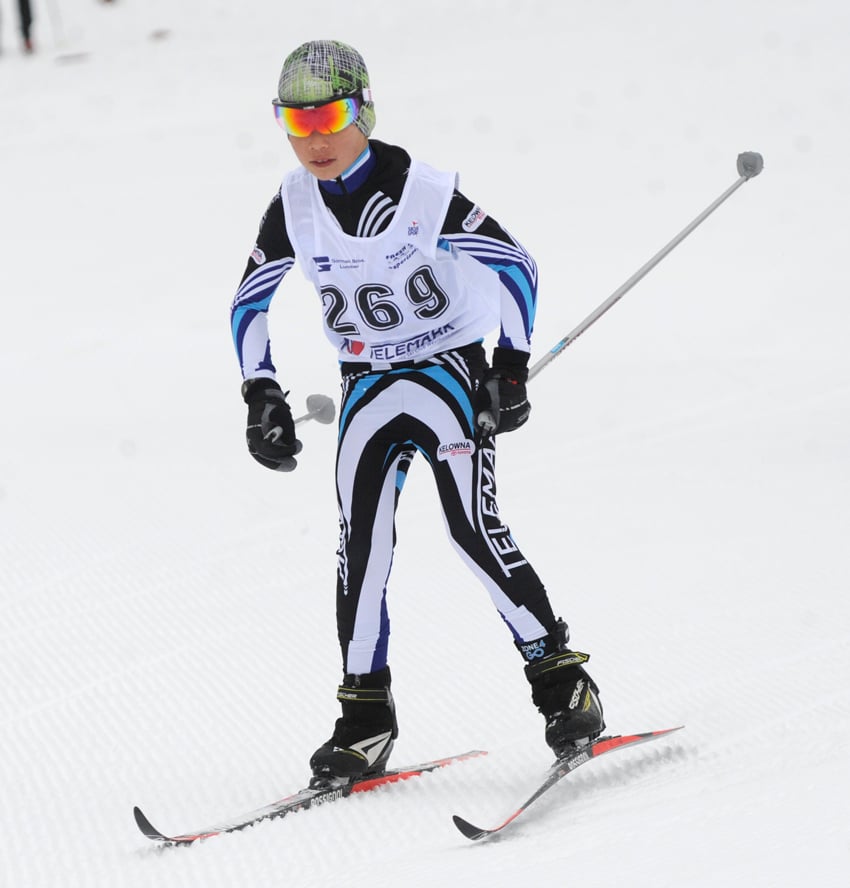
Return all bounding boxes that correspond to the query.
[343,338,366,356]
[314,256,365,272]
[385,243,418,270]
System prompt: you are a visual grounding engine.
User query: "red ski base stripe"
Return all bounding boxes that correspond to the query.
[134,749,487,846]
[351,751,485,794]
[452,727,684,841]
[591,726,682,756]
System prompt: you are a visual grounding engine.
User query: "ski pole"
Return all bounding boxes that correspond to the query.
[265,394,336,444]
[293,393,336,426]
[528,151,764,381]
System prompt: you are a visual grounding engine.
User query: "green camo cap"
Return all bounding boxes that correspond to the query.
[277,40,376,137]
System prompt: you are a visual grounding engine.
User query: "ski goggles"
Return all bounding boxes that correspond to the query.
[272,95,364,138]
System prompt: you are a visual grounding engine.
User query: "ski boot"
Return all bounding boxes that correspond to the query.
[519,619,605,758]
[309,666,398,785]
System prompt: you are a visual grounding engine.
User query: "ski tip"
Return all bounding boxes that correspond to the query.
[452,814,490,841]
[134,806,202,846]
[134,806,167,841]
[660,725,685,736]
[616,725,685,742]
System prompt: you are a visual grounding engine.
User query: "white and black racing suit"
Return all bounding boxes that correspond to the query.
[231,140,559,674]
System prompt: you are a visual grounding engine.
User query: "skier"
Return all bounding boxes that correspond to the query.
[0,0,34,53]
[231,40,605,780]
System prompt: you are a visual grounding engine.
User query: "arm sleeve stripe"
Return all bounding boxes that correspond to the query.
[232,258,294,309]
[231,293,273,351]
[230,257,293,371]
[490,263,536,339]
[443,233,538,343]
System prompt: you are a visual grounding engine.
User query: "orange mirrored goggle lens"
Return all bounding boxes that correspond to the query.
[273,97,361,137]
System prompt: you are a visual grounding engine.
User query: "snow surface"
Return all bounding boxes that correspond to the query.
[2,0,849,885]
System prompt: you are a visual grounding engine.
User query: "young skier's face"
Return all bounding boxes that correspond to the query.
[288,124,368,180]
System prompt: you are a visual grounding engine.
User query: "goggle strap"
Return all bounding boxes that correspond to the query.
[273,88,372,109]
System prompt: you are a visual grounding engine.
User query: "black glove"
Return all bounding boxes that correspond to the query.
[475,347,531,436]
[242,378,302,472]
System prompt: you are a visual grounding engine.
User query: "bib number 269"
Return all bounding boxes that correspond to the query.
[321,266,449,334]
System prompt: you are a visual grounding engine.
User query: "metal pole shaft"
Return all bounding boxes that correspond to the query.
[528,168,756,381]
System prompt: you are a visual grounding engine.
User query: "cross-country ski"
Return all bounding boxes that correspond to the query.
[453,727,684,840]
[134,750,486,846]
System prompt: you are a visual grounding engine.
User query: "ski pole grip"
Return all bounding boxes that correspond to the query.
[477,410,497,434]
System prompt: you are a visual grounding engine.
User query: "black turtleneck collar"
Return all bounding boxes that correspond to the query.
[315,141,412,235]
[319,143,377,195]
